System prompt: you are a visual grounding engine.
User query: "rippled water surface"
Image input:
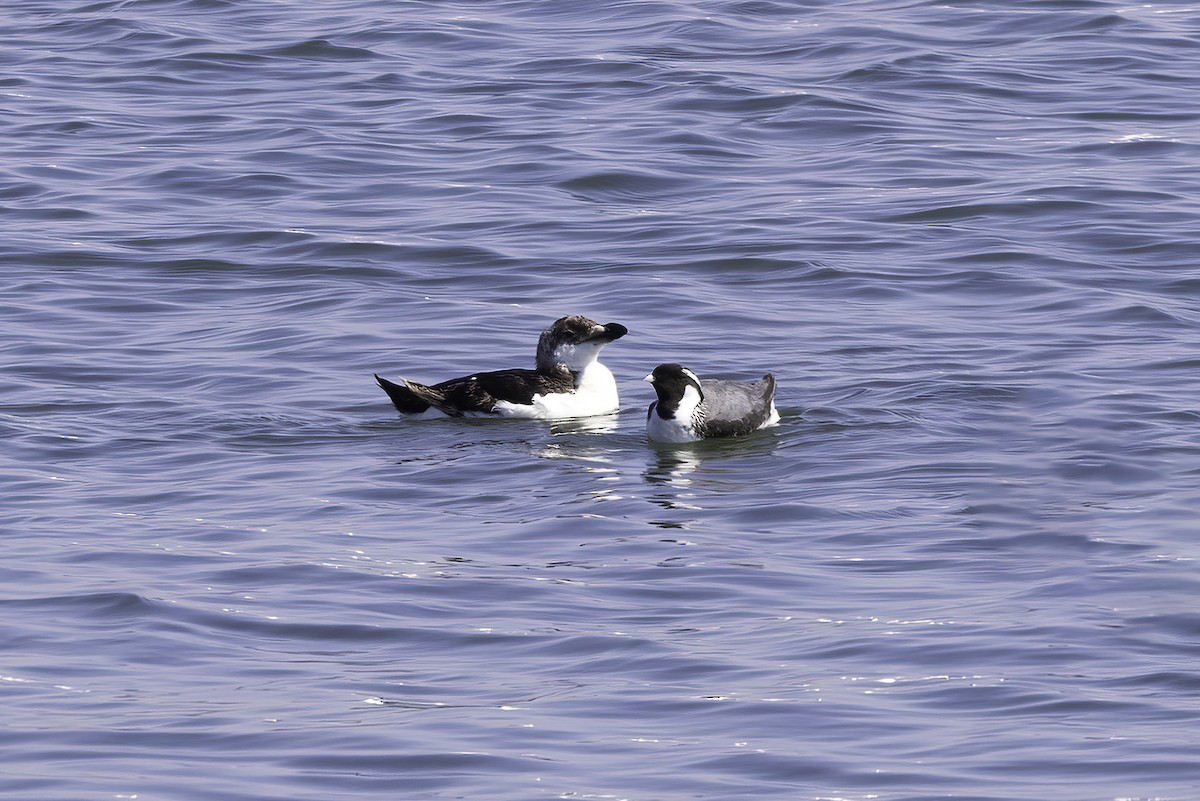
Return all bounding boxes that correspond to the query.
[4,1,1200,799]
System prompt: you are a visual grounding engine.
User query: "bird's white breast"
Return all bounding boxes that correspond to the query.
[646,409,701,442]
[492,362,619,420]
[646,384,705,443]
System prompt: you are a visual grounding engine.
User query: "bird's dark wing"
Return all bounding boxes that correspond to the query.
[434,368,576,412]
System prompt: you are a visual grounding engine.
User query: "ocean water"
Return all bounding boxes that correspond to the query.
[3,1,1200,799]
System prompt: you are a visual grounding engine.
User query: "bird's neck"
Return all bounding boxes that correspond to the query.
[572,360,612,390]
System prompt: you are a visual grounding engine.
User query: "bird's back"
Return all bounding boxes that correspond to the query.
[699,374,777,436]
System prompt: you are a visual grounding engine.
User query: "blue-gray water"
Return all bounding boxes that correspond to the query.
[3,1,1200,799]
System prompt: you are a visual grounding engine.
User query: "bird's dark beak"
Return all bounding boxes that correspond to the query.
[597,322,628,342]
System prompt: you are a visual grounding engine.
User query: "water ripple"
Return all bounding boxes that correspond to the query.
[4,0,1200,798]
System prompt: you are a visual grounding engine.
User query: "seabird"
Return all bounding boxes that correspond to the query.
[644,362,779,442]
[375,315,628,419]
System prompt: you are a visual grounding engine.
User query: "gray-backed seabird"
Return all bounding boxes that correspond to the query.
[375,315,628,419]
[644,363,779,442]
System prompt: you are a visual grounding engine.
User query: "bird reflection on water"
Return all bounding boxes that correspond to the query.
[643,428,781,520]
[547,413,620,437]
[532,412,783,526]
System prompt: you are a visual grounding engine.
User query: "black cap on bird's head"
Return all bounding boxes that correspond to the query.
[546,315,626,344]
[644,363,704,417]
[537,315,627,372]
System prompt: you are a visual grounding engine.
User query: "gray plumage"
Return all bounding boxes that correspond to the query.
[645,363,779,442]
[691,376,777,437]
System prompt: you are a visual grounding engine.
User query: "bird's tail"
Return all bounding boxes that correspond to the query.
[375,374,443,415]
[758,373,776,401]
